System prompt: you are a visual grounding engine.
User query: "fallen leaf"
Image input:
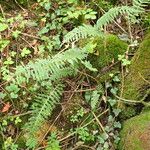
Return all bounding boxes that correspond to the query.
[1,102,11,113]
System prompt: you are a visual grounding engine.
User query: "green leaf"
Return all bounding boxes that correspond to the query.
[21,47,31,57]
[15,117,22,124]
[108,98,116,106]
[0,23,8,32]
[10,93,18,99]
[6,83,20,93]
[4,57,14,65]
[110,87,118,95]
[12,30,21,38]
[85,42,97,53]
[113,76,120,82]
[91,90,100,110]
[0,40,10,52]
[113,109,121,117]
[114,121,121,128]
[0,92,6,99]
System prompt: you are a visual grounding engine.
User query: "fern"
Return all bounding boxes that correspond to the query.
[96,6,142,29]
[14,48,87,84]
[46,133,60,150]
[90,90,100,110]
[10,48,89,148]
[12,48,90,148]
[63,24,103,43]
[63,0,150,43]
[133,0,150,9]
[25,83,64,148]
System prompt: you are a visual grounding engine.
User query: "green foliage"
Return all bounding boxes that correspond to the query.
[0,0,150,149]
[85,88,103,111]
[0,23,8,32]
[63,0,150,43]
[25,84,64,148]
[14,48,87,84]
[3,137,18,150]
[46,133,60,150]
[70,107,85,123]
[75,127,94,142]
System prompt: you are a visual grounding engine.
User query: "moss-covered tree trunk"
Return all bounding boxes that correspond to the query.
[119,33,150,150]
[122,33,150,101]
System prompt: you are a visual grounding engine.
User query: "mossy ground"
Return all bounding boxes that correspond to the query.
[118,111,150,150]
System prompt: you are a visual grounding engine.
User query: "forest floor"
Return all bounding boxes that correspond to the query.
[0,0,150,150]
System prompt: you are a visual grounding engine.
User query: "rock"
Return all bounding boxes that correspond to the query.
[118,111,150,150]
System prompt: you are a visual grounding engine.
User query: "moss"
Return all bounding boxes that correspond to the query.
[118,111,150,150]
[89,34,128,69]
[123,33,150,100]
[79,34,128,82]
[120,106,137,120]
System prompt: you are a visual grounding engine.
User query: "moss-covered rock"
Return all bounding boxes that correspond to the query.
[122,33,150,100]
[80,34,128,82]
[88,34,128,69]
[118,111,150,150]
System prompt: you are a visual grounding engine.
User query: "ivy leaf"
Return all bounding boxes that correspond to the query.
[113,109,121,117]
[114,121,121,128]
[110,87,118,95]
[113,76,120,82]
[108,98,116,106]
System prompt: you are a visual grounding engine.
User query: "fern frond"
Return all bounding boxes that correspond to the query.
[63,24,103,43]
[133,0,150,9]
[96,6,143,29]
[63,0,150,44]
[46,133,60,150]
[90,90,100,110]
[25,83,64,148]
[15,48,87,84]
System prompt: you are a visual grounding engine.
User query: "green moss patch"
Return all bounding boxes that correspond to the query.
[89,34,128,69]
[123,33,150,100]
[118,111,150,150]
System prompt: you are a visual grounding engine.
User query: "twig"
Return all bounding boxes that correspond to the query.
[0,4,5,19]
[59,109,109,142]
[21,33,41,40]
[138,72,150,84]
[91,111,106,133]
[14,0,26,11]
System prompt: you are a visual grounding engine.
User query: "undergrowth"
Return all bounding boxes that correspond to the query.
[0,0,150,149]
